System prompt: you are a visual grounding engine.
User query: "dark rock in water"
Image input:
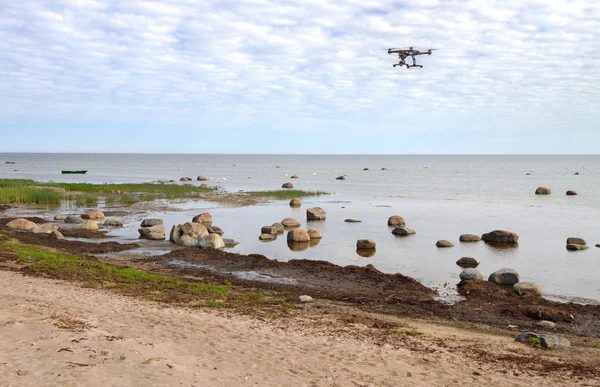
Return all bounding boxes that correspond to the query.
[197,176,208,181]
[344,219,361,223]
[335,175,345,180]
[574,172,579,175]
[392,226,416,236]
[356,239,376,249]
[259,233,276,241]
[596,244,600,248]
[363,168,369,171]
[261,226,277,235]
[566,190,578,196]
[535,186,551,195]
[459,234,480,242]
[566,237,586,245]
[307,228,322,239]
[488,268,520,285]
[456,257,480,268]
[282,182,294,189]
[387,215,405,226]
[289,198,302,207]
[513,282,542,297]
[381,167,387,170]
[306,207,326,221]
[515,332,570,349]
[436,240,454,248]
[481,230,519,244]
[291,175,299,179]
[525,172,531,175]
[459,268,484,281]
[567,244,589,251]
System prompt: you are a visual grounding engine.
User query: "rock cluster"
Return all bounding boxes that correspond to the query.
[170,221,224,248]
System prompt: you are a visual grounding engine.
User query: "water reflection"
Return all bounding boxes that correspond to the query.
[356,248,376,258]
[287,241,310,252]
[309,238,321,248]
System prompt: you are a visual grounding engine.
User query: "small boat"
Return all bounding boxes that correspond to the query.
[5,161,15,164]
[61,170,88,174]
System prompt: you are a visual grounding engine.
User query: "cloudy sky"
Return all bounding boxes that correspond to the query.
[1,0,599,153]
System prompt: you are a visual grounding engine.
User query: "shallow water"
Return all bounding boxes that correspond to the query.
[2,153,599,303]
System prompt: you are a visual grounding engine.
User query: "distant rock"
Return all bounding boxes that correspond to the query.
[281,218,301,228]
[6,218,37,231]
[460,268,484,281]
[596,244,600,248]
[282,182,294,189]
[197,176,208,181]
[306,207,326,221]
[481,230,519,244]
[138,224,165,240]
[566,190,578,196]
[287,229,310,243]
[75,220,100,231]
[64,215,83,224]
[291,175,299,179]
[49,230,64,240]
[391,226,416,236]
[54,215,66,221]
[459,234,481,242]
[198,234,224,249]
[30,224,59,234]
[192,212,212,225]
[82,211,104,220]
[488,268,520,285]
[456,257,480,268]
[289,198,302,207]
[535,187,551,195]
[436,240,454,248]
[387,216,405,226]
[515,332,570,349]
[566,237,586,245]
[299,295,313,302]
[381,167,387,170]
[261,226,277,235]
[140,218,163,227]
[344,219,361,223]
[574,172,580,175]
[180,177,192,181]
[363,167,369,171]
[307,228,322,239]
[513,282,542,297]
[335,176,345,180]
[567,244,589,251]
[259,233,277,241]
[223,238,239,247]
[356,239,376,249]
[525,172,531,175]
[103,218,124,227]
[271,222,285,234]
[536,320,557,329]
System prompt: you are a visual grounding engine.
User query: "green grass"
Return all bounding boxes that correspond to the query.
[245,189,328,199]
[529,337,543,349]
[0,185,63,204]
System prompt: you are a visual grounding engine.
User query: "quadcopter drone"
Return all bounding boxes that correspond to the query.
[385,46,437,69]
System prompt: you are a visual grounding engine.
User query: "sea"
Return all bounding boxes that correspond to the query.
[1,153,599,303]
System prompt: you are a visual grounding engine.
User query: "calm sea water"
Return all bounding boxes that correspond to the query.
[2,153,599,302]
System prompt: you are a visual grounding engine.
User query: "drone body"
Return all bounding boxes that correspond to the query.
[386,47,437,69]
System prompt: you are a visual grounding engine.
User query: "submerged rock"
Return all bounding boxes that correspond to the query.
[54,215,67,221]
[306,207,326,221]
[259,233,277,241]
[515,332,570,349]
[222,238,239,247]
[436,240,454,248]
[567,244,589,251]
[75,220,99,231]
[356,239,376,249]
[459,234,480,242]
[261,226,277,235]
[481,230,519,244]
[387,215,405,226]
[488,268,520,285]
[392,227,416,236]
[344,219,361,223]
[459,268,484,281]
[535,187,551,195]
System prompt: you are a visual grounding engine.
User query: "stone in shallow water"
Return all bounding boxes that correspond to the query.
[387,215,405,226]
[459,268,484,281]
[566,237,586,245]
[566,244,588,251]
[344,219,361,223]
[481,230,519,244]
[436,240,454,248]
[459,234,480,242]
[140,218,163,227]
[30,224,59,234]
[307,228,322,239]
[6,218,37,230]
[392,227,415,236]
[456,257,480,268]
[259,233,276,241]
[488,268,520,285]
[103,218,124,227]
[356,239,376,249]
[306,207,326,221]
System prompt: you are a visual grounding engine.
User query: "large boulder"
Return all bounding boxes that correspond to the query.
[192,212,212,225]
[392,227,416,236]
[515,332,570,349]
[436,240,454,248]
[6,218,37,231]
[459,234,480,242]
[271,222,285,234]
[566,190,578,196]
[30,224,59,234]
[140,218,163,227]
[287,229,310,243]
[289,198,302,207]
[138,224,165,240]
[177,234,201,247]
[513,282,542,297]
[459,268,484,281]
[282,182,294,189]
[566,237,586,245]
[456,257,480,268]
[64,215,83,224]
[199,234,225,249]
[103,218,124,227]
[171,222,209,245]
[488,268,520,285]
[481,230,519,244]
[356,239,376,249]
[181,222,209,238]
[535,187,551,195]
[281,218,301,228]
[307,228,322,239]
[306,207,326,221]
[82,211,104,220]
[75,220,99,231]
[387,216,405,226]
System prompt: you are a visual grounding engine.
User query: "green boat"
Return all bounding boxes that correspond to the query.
[61,170,88,174]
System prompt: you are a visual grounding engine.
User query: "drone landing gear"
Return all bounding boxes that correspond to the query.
[406,65,423,69]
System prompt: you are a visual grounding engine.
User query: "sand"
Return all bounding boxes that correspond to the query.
[1,270,597,386]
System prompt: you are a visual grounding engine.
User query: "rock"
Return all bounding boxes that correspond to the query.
[30,224,59,234]
[6,218,37,231]
[566,237,586,245]
[488,268,520,285]
[170,224,183,243]
[291,175,299,179]
[536,320,556,329]
[140,218,163,227]
[515,332,570,349]
[271,222,285,234]
[574,172,579,175]
[75,220,99,231]
[306,207,326,221]
[223,238,239,247]
[525,172,531,175]
[363,167,369,170]
[282,182,294,189]
[192,212,212,225]
[281,218,301,228]
[307,228,322,239]
[261,226,277,235]
[456,257,480,268]
[49,230,64,240]
[111,189,121,194]
[209,225,224,236]
[168,180,175,183]
[596,244,600,248]
[289,198,302,207]
[356,239,376,249]
[103,218,124,227]
[513,282,542,297]
[481,230,519,244]
[180,177,192,181]
[197,176,208,181]
[64,215,84,224]
[299,295,313,302]
[391,226,416,236]
[344,219,361,223]
[181,222,209,238]
[387,216,405,226]
[381,167,387,170]
[566,190,577,196]
[535,187,551,195]
[460,268,484,281]
[287,229,310,243]
[177,234,200,247]
[200,184,208,188]
[54,215,66,221]
[459,234,481,242]
[259,233,277,241]
[335,175,345,180]
[138,225,165,240]
[567,244,589,251]
[199,234,225,249]
[436,240,454,248]
[82,211,104,220]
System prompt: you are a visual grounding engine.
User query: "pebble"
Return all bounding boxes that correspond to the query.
[299,295,313,302]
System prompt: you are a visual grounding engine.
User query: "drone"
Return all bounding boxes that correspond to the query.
[385,46,437,69]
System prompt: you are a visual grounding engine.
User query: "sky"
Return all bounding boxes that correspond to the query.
[0,0,599,154]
